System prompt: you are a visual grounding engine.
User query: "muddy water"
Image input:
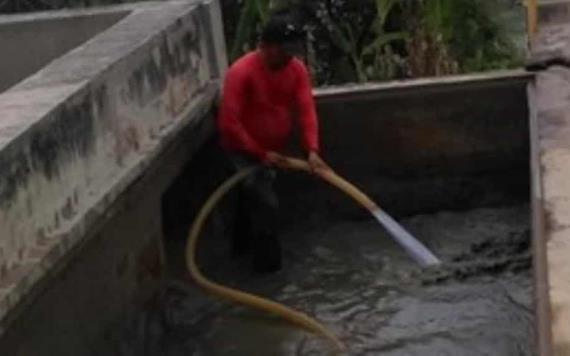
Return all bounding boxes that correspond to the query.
[119,205,533,356]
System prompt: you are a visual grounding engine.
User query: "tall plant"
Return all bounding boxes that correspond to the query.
[312,0,407,83]
[229,0,270,61]
[403,0,521,76]
[446,0,523,72]
[363,0,408,81]
[402,0,458,77]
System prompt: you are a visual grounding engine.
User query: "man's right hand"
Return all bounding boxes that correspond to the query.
[265,151,290,169]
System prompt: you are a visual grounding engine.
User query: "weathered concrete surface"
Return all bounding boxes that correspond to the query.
[537,1,570,28]
[278,71,532,223]
[531,66,570,356]
[315,71,530,177]
[528,24,570,70]
[0,102,216,355]
[527,1,570,70]
[0,163,165,355]
[527,9,570,355]
[0,8,127,93]
[0,0,226,349]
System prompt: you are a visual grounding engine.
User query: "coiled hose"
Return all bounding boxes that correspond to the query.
[185,156,440,353]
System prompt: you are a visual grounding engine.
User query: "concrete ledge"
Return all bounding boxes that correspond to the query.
[527,24,570,70]
[315,69,533,99]
[0,0,226,334]
[526,12,570,354]
[532,65,570,356]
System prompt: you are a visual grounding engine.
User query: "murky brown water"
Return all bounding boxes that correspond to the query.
[117,205,533,356]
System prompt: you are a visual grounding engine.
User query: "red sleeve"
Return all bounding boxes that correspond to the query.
[218,66,268,160]
[294,60,320,153]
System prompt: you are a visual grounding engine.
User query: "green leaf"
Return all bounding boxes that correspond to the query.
[319,10,352,53]
[362,31,409,56]
[375,0,398,27]
[255,0,270,23]
[229,0,276,61]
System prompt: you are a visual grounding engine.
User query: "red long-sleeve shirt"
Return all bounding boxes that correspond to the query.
[217,50,319,161]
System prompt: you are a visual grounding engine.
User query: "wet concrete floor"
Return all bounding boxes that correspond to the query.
[117,204,533,356]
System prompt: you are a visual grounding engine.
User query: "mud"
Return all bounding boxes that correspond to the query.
[116,205,533,356]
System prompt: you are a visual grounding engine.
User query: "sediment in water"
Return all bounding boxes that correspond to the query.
[114,205,533,356]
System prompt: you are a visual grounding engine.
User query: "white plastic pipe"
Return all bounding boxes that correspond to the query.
[283,157,441,267]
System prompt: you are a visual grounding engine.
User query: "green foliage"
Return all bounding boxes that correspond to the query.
[363,0,409,81]
[446,0,524,72]
[229,0,268,61]
[223,0,526,84]
[1,0,524,84]
[308,0,407,83]
[407,0,523,74]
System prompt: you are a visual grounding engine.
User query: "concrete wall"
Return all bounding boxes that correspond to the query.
[538,1,570,27]
[0,10,128,93]
[158,71,533,288]
[528,15,570,355]
[161,71,532,240]
[277,71,532,224]
[0,107,216,356]
[0,1,227,351]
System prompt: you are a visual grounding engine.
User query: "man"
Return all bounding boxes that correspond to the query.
[217,11,329,273]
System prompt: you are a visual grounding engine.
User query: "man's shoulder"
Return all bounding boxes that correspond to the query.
[228,51,258,73]
[288,57,309,76]
[289,58,309,78]
[224,52,259,85]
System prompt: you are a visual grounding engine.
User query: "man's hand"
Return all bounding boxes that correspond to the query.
[265,151,291,169]
[308,151,331,175]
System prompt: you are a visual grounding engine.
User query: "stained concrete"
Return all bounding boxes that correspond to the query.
[279,71,532,224]
[527,1,570,70]
[526,7,570,355]
[0,99,217,355]
[537,1,570,29]
[531,67,570,356]
[0,0,226,353]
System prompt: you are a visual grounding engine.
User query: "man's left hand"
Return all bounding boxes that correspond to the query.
[308,151,331,175]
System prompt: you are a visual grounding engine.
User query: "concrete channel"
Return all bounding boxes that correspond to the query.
[0,0,568,354]
[150,70,534,356]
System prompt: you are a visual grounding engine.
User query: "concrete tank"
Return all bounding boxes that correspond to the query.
[2,0,569,353]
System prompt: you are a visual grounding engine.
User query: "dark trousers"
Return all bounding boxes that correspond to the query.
[227,153,282,272]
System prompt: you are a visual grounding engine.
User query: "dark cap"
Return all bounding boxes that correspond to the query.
[261,12,305,55]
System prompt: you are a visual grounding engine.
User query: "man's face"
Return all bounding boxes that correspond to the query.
[264,44,293,70]
[262,41,302,70]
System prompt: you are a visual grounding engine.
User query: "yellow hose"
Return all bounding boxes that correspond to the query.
[185,164,346,352]
[285,157,441,267]
[281,157,378,211]
[186,156,440,352]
